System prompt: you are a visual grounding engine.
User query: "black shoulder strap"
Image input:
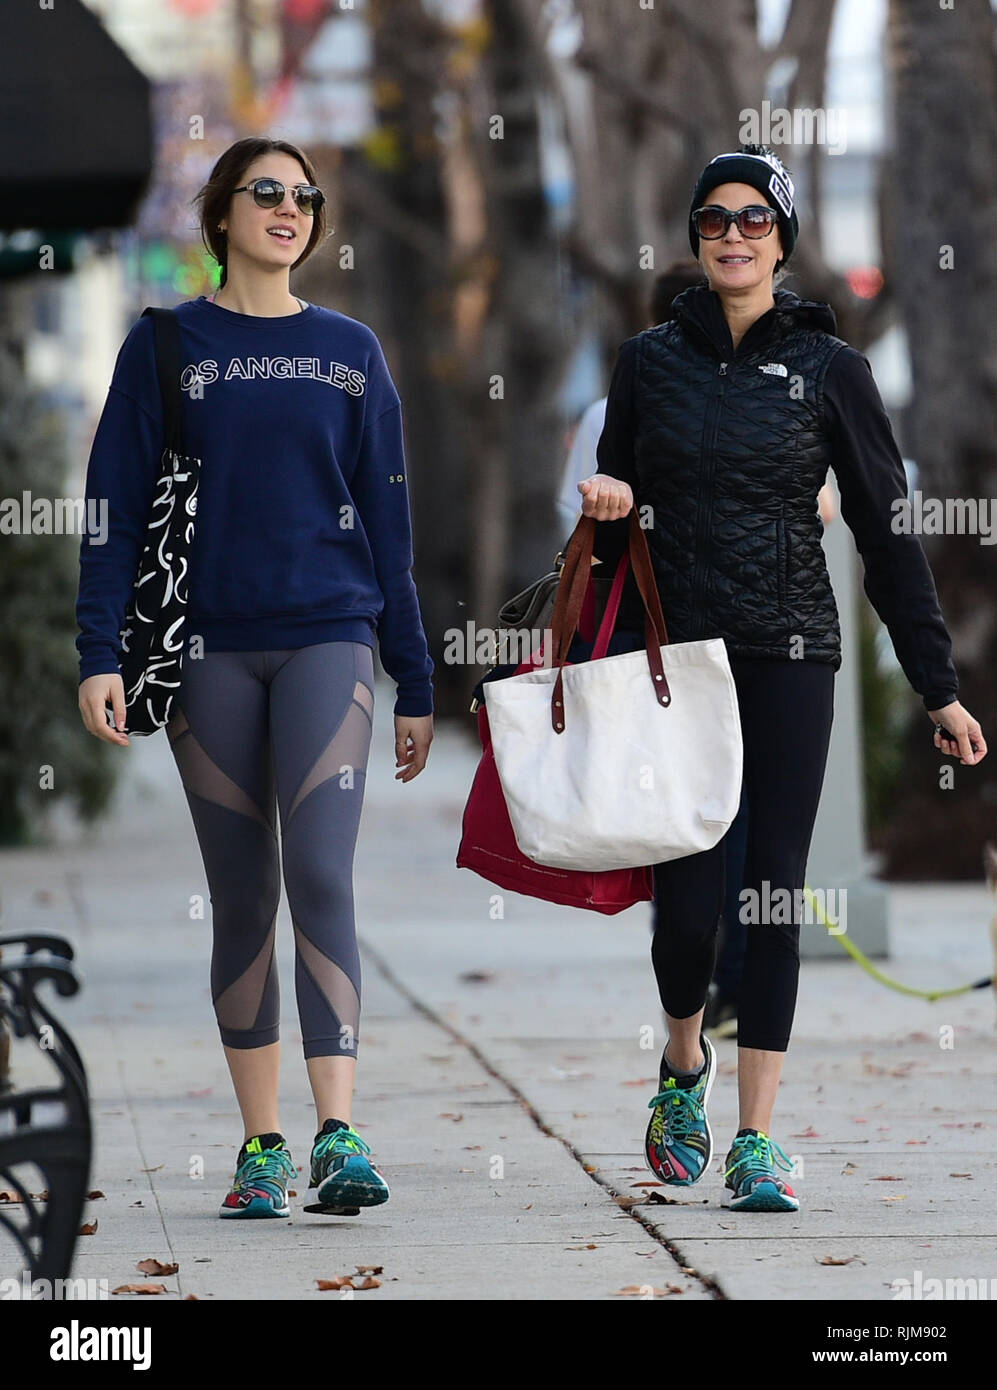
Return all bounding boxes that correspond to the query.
[141,306,183,455]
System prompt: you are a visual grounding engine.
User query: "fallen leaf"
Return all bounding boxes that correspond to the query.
[630,1181,663,1188]
[582,1165,598,1174]
[458,970,493,983]
[140,1164,165,1172]
[130,1201,144,1207]
[438,1113,463,1122]
[791,1126,820,1138]
[355,1277,380,1289]
[905,1140,928,1145]
[316,1276,354,1290]
[872,1176,904,1181]
[0,1191,23,1203]
[572,1112,588,1119]
[136,1259,178,1276]
[355,1265,383,1274]
[463,1146,482,1152]
[881,1195,907,1202]
[566,1244,598,1251]
[112,1283,166,1295]
[86,1190,105,1200]
[949,1173,973,1178]
[184,1294,198,1301]
[621,1077,658,1087]
[817,1255,861,1266]
[612,1284,683,1297]
[79,1220,98,1235]
[613,1195,647,1209]
[852,1117,868,1124]
[289,1190,296,1197]
[186,1088,212,1098]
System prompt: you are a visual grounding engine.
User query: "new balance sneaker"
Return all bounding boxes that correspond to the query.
[219,1132,296,1219]
[723,1129,799,1211]
[644,1033,717,1185]
[304,1119,390,1215]
[703,984,738,1041]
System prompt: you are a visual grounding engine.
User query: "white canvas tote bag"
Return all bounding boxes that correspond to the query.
[485,514,743,871]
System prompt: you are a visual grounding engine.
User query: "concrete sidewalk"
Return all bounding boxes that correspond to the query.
[1,678,994,1301]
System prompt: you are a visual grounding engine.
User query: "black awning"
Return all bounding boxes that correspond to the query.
[0,0,152,231]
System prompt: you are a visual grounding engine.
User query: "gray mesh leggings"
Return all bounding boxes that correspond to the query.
[166,641,375,1060]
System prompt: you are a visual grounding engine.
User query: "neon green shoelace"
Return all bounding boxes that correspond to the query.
[647,1080,704,1140]
[313,1127,371,1162]
[725,1132,793,1183]
[235,1148,296,1186]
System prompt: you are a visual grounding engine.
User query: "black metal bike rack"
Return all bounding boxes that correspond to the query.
[0,933,92,1284]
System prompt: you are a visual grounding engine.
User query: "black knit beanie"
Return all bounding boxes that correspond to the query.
[689,144,799,270]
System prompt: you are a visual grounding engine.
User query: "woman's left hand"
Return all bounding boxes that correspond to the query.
[926,701,987,766]
[395,714,433,781]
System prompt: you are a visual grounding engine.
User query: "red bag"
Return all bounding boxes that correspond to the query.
[455,544,653,915]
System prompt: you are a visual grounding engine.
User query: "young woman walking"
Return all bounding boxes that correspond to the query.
[579,143,987,1212]
[77,137,434,1219]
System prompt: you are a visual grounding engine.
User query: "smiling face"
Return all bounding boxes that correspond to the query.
[218,150,316,272]
[696,182,784,293]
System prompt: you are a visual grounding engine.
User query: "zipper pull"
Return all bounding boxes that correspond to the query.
[719,361,728,376]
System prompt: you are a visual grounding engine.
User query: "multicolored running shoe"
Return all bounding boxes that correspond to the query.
[723,1130,799,1211]
[305,1122,390,1215]
[219,1134,296,1219]
[644,1033,717,1185]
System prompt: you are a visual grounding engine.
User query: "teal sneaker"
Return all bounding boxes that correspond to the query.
[644,1033,717,1185]
[219,1133,296,1219]
[305,1120,390,1215]
[723,1129,799,1211]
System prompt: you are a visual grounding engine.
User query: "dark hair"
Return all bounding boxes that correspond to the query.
[192,136,329,288]
[649,259,708,325]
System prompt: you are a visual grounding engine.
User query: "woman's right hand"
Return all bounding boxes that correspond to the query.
[79,673,130,746]
[578,474,634,520]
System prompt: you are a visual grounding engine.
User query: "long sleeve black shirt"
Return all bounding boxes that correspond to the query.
[589,335,960,713]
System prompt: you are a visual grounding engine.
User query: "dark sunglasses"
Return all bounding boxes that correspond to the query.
[693,205,778,239]
[232,177,325,217]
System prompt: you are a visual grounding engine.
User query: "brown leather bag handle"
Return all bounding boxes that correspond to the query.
[548,512,672,732]
[548,516,598,669]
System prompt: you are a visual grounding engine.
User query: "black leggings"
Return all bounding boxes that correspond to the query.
[166,642,375,1060]
[650,656,835,1051]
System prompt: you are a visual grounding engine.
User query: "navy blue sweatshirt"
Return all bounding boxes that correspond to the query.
[76,296,434,716]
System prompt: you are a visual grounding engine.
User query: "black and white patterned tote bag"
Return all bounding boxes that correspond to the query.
[111,307,201,736]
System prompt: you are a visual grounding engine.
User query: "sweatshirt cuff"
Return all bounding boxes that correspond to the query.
[79,650,122,683]
[393,682,434,718]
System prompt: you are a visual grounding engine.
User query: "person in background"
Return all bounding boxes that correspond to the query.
[556,262,706,534]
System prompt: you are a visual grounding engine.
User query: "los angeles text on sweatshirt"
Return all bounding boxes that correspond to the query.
[76,296,435,717]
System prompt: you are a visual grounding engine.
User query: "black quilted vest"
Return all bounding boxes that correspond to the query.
[630,285,848,668]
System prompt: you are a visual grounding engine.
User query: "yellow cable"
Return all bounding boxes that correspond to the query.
[801,882,991,1002]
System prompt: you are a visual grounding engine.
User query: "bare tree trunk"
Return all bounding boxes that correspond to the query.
[875,0,997,877]
[353,0,472,716]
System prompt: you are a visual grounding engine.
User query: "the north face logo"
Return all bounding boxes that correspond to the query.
[758,362,788,377]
